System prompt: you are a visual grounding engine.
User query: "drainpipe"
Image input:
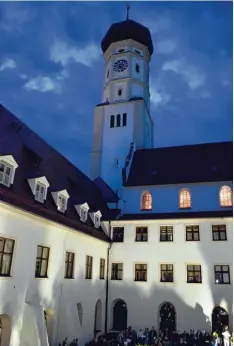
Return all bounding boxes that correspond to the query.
[105,221,112,335]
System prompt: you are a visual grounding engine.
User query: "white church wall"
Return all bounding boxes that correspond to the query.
[108,217,233,332]
[0,202,108,346]
[122,181,233,214]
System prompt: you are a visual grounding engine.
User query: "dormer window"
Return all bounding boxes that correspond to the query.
[58,194,67,212]
[51,189,69,213]
[35,182,46,203]
[74,202,90,223]
[91,210,102,229]
[0,155,18,187]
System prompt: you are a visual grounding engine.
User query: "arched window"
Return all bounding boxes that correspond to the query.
[118,89,122,97]
[110,115,115,128]
[135,63,140,73]
[179,189,191,209]
[219,186,232,207]
[141,191,152,210]
[116,114,121,127]
[122,113,127,127]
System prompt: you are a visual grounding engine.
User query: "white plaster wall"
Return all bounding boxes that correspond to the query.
[0,202,109,346]
[108,217,233,332]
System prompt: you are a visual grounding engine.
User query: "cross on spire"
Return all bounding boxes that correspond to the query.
[126,4,130,20]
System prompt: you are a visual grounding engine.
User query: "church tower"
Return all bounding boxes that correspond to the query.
[91,8,154,193]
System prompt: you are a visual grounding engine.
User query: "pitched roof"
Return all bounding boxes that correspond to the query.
[0,104,111,242]
[126,142,233,187]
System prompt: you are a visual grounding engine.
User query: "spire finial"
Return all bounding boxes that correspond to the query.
[126,4,130,20]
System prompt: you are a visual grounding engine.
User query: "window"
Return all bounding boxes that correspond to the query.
[80,207,88,222]
[64,251,74,279]
[0,161,12,187]
[160,226,173,242]
[135,264,147,282]
[135,63,140,73]
[187,265,202,283]
[214,265,230,284]
[110,115,115,128]
[141,191,152,210]
[0,237,15,276]
[94,215,101,228]
[116,114,121,127]
[122,113,127,127]
[99,258,105,280]
[111,263,123,280]
[118,89,122,97]
[212,225,227,241]
[112,227,124,242]
[220,186,232,207]
[186,225,200,241]
[35,182,46,203]
[135,227,148,242]
[179,189,191,209]
[107,70,109,78]
[58,194,67,213]
[160,264,174,282]
[35,245,50,278]
[85,256,93,279]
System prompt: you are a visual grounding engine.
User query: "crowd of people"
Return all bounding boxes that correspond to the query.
[89,326,233,346]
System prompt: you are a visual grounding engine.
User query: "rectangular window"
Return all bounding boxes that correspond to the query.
[58,195,66,212]
[0,161,12,187]
[160,264,174,282]
[160,226,173,242]
[64,251,74,279]
[35,245,50,278]
[0,237,15,276]
[99,258,105,280]
[85,255,93,279]
[187,265,202,283]
[112,227,124,242]
[122,113,127,126]
[35,182,45,203]
[186,225,200,241]
[212,225,227,241]
[214,265,230,284]
[135,264,147,282]
[135,227,148,242]
[111,263,123,280]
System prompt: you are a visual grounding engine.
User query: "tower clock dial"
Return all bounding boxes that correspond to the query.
[113,59,128,72]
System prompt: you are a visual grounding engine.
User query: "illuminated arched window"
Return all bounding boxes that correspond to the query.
[141,191,152,210]
[219,186,232,207]
[179,189,191,209]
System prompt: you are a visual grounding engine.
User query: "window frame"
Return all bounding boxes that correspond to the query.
[134,263,147,282]
[186,225,200,241]
[212,225,227,241]
[112,227,124,243]
[135,227,148,242]
[179,188,191,209]
[99,258,105,280]
[160,264,174,283]
[186,264,202,284]
[85,255,93,279]
[0,236,15,277]
[141,191,152,211]
[64,251,75,279]
[160,226,173,242]
[111,263,123,280]
[35,245,50,278]
[58,194,67,213]
[214,265,231,284]
[35,181,46,203]
[0,160,13,187]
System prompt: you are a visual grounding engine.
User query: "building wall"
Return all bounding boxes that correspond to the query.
[122,181,233,214]
[108,217,233,332]
[0,202,109,346]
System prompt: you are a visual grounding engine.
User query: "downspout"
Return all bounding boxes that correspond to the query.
[105,221,112,335]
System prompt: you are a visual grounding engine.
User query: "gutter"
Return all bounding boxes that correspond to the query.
[104,221,112,335]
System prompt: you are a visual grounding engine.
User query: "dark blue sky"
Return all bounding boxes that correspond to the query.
[0,1,232,175]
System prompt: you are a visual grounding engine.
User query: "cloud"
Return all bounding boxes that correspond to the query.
[142,17,171,35]
[0,3,33,32]
[50,40,101,68]
[162,58,206,90]
[156,39,177,54]
[24,76,61,93]
[0,58,17,72]
[150,86,171,108]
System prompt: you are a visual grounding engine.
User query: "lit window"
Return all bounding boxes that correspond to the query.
[179,189,191,208]
[219,186,232,207]
[141,191,152,210]
[35,182,46,203]
[0,237,15,276]
[58,194,67,213]
[0,161,12,187]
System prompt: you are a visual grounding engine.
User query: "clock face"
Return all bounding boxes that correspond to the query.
[113,59,128,72]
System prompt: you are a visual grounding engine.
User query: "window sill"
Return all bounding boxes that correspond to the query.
[160,240,173,242]
[187,281,202,284]
[134,280,147,283]
[99,277,105,280]
[0,274,12,278]
[111,278,122,281]
[215,282,230,285]
[85,277,92,280]
[186,240,200,242]
[212,239,227,242]
[64,277,74,279]
[135,240,148,243]
[35,276,48,279]
[160,280,174,283]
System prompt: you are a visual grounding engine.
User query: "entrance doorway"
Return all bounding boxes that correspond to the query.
[94,300,102,334]
[0,314,11,346]
[159,302,176,335]
[112,299,127,331]
[212,306,229,333]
